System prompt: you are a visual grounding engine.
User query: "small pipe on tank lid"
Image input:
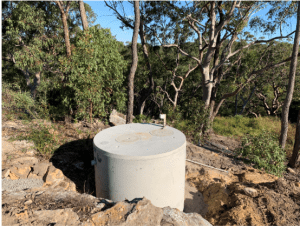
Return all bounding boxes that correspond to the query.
[159,114,166,129]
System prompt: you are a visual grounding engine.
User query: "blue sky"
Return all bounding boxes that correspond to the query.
[85,1,297,44]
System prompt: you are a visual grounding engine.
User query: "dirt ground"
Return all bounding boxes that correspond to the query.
[2,119,300,226]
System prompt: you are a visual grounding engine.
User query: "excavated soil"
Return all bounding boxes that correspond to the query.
[2,119,300,226]
[185,141,300,226]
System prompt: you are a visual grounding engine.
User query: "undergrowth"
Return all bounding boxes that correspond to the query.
[213,115,295,157]
[237,130,286,177]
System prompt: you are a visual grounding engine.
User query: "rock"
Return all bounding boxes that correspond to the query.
[2,169,10,178]
[91,203,106,214]
[26,150,35,156]
[33,161,50,177]
[295,182,300,187]
[33,209,80,226]
[43,165,76,191]
[45,165,64,184]
[161,206,212,226]
[9,164,31,179]
[11,156,39,166]
[91,201,134,226]
[109,109,126,126]
[8,171,20,180]
[2,190,27,203]
[24,199,33,205]
[287,167,296,174]
[124,198,163,226]
[243,187,258,197]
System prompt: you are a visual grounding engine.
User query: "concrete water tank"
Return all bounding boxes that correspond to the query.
[93,123,186,211]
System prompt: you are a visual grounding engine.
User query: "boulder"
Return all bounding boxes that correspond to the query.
[11,156,39,166]
[91,201,134,226]
[9,164,31,179]
[32,161,51,178]
[33,209,80,226]
[161,206,212,226]
[124,198,163,226]
[43,165,76,192]
[109,109,127,126]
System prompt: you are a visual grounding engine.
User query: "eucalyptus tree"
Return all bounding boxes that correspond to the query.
[2,1,96,98]
[126,1,140,124]
[105,1,156,115]
[280,1,300,149]
[78,0,89,30]
[144,1,298,136]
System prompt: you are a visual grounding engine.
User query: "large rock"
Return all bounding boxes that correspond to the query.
[9,164,31,179]
[91,201,134,225]
[109,109,126,126]
[124,198,163,226]
[11,156,39,166]
[43,165,76,192]
[161,206,212,226]
[33,209,80,226]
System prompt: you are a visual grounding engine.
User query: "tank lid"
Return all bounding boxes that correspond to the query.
[93,123,186,157]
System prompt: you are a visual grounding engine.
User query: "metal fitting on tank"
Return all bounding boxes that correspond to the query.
[159,114,166,129]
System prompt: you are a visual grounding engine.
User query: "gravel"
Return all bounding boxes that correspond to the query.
[2,178,44,192]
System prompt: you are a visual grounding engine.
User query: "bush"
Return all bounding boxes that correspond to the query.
[2,82,46,120]
[59,25,127,122]
[238,130,286,176]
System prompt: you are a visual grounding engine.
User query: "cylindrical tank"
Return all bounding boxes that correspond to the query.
[93,123,186,211]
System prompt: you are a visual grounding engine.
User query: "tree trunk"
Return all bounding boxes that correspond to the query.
[32,71,41,98]
[289,110,300,168]
[126,1,140,124]
[78,0,88,31]
[279,1,300,149]
[55,1,71,57]
[136,18,155,115]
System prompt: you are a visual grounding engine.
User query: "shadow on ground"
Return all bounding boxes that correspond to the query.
[50,138,96,196]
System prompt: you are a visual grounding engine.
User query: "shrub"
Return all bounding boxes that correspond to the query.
[238,130,286,176]
[59,25,127,122]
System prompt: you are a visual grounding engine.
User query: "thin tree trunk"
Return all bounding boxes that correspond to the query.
[126,1,140,124]
[55,1,71,57]
[78,0,88,31]
[137,18,155,115]
[289,110,300,168]
[280,1,300,149]
[32,71,41,98]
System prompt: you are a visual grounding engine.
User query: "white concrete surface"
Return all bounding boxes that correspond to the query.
[93,123,186,211]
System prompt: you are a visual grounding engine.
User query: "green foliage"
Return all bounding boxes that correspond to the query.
[2,82,49,120]
[59,26,127,121]
[15,124,63,156]
[133,114,152,123]
[238,130,286,176]
[213,115,275,137]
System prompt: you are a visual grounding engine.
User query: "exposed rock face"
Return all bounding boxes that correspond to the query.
[33,209,80,226]
[2,187,211,226]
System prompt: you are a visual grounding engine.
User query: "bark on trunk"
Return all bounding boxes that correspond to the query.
[78,0,88,31]
[32,71,41,98]
[136,18,155,115]
[289,110,300,168]
[126,1,140,124]
[279,1,300,149]
[55,1,71,58]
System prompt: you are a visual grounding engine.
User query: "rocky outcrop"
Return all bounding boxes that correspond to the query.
[2,187,211,226]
